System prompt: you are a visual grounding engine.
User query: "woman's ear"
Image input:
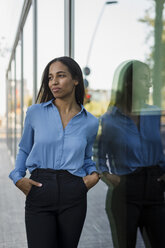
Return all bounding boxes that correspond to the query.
[74,80,79,86]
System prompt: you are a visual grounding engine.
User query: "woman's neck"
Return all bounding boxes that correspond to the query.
[53,98,80,114]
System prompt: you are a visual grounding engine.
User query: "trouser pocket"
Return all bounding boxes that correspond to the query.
[25,173,59,207]
[80,177,88,192]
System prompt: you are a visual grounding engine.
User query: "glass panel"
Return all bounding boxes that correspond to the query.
[23,8,33,116]
[0,0,24,50]
[37,0,64,92]
[75,0,152,117]
[15,41,22,151]
[7,70,12,152]
[9,60,15,158]
[75,1,165,247]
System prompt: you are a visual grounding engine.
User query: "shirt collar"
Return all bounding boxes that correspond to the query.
[42,99,54,107]
[80,104,87,115]
[42,98,87,115]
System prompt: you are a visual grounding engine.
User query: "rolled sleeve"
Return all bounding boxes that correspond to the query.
[9,107,34,184]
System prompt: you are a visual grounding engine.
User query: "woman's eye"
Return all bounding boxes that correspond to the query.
[59,74,65,78]
[48,76,52,80]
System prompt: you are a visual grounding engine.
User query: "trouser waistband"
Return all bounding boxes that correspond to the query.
[31,168,77,179]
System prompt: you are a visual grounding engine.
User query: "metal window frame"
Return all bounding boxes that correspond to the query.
[33,0,38,103]
[14,53,17,159]
[6,71,9,147]
[64,0,75,58]
[20,31,24,133]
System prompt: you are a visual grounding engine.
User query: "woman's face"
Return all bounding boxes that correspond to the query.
[48,61,78,100]
[132,65,151,101]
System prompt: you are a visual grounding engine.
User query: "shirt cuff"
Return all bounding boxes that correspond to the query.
[98,165,109,173]
[9,171,25,184]
[86,166,98,175]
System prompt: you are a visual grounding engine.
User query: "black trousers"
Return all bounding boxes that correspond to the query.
[25,168,87,248]
[105,166,165,248]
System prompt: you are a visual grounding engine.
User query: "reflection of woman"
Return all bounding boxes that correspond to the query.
[98,60,165,248]
[9,56,99,248]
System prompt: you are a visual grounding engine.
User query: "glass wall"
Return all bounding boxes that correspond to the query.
[7,69,12,154]
[37,0,64,91]
[23,8,33,115]
[11,60,15,159]
[75,0,165,247]
[15,41,22,151]
[6,0,65,161]
[7,60,15,159]
[75,0,155,116]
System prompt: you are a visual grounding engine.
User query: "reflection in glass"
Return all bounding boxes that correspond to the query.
[98,60,165,248]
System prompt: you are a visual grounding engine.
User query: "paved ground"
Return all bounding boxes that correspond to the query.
[0,138,145,248]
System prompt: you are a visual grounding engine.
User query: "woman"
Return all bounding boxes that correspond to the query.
[9,56,99,248]
[98,60,165,248]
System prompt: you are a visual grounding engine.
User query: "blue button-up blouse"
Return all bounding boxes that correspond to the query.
[9,99,99,184]
[98,106,165,175]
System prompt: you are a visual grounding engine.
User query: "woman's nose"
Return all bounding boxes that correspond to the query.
[51,78,58,85]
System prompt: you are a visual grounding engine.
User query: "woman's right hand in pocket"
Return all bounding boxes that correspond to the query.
[15,178,42,196]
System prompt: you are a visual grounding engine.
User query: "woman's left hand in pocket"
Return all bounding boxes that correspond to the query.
[83,172,100,190]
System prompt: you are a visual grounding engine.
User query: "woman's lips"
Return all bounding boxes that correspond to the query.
[52,88,61,92]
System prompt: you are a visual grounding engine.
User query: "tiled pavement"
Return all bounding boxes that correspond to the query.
[0,139,144,248]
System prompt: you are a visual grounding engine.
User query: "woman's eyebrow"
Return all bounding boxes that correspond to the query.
[56,71,67,74]
[48,71,67,75]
